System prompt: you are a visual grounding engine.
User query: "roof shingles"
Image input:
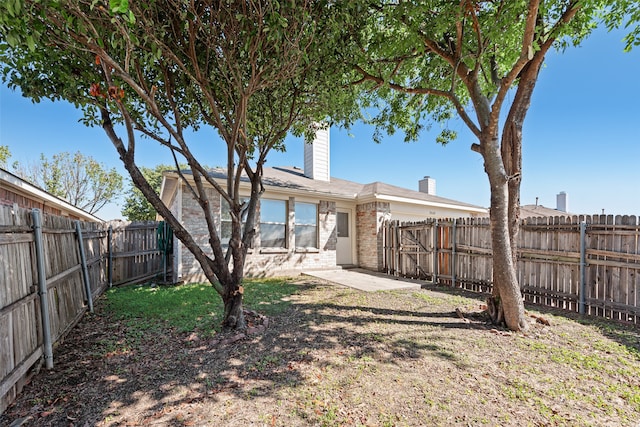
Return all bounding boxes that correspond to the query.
[197,166,485,210]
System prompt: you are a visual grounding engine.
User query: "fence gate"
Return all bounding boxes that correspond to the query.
[384,220,436,281]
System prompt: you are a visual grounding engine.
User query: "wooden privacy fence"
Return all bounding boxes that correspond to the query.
[383,215,640,323]
[0,205,170,413]
[109,220,173,287]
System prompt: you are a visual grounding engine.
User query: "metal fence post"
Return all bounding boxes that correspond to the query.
[108,224,113,288]
[579,221,587,314]
[32,209,54,369]
[433,219,438,284]
[75,221,94,313]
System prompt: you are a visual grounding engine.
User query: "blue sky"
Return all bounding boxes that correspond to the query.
[1,26,638,221]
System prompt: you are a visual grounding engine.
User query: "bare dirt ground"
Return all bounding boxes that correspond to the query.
[2,277,640,427]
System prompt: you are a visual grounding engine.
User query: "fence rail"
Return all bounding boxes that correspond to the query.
[0,205,170,413]
[383,215,640,323]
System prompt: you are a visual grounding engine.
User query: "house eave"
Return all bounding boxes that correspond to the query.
[1,168,104,222]
[160,175,179,206]
[261,185,357,202]
[364,193,488,214]
[162,170,487,212]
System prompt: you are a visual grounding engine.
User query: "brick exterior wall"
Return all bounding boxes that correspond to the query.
[356,201,390,271]
[170,185,181,283]
[179,186,221,283]
[175,183,338,282]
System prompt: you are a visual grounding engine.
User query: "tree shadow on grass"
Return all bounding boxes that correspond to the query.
[0,281,517,426]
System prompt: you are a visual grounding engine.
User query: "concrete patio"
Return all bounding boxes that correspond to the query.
[302,268,423,292]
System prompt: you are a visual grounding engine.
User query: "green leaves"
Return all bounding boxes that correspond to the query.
[122,164,176,221]
[602,0,640,51]
[3,0,21,18]
[109,0,129,13]
[1,0,29,48]
[347,1,619,144]
[109,0,135,23]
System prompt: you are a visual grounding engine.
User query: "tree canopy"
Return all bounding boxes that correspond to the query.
[0,145,9,168]
[121,164,176,221]
[11,150,123,214]
[352,1,603,142]
[0,0,361,329]
[348,0,616,330]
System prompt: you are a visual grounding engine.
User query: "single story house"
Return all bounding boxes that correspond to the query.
[160,129,487,282]
[0,167,103,222]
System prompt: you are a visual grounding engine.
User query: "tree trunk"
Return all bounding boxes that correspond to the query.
[219,235,247,331]
[222,285,246,330]
[483,135,528,332]
[483,50,544,332]
[502,58,541,264]
[501,120,522,267]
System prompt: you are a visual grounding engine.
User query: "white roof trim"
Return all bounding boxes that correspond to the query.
[160,175,179,206]
[0,168,103,222]
[261,185,358,201]
[372,193,488,214]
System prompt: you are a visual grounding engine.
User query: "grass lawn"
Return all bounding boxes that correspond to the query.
[104,278,298,335]
[2,276,639,426]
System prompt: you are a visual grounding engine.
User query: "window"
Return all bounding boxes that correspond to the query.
[260,199,287,248]
[220,196,248,247]
[337,211,349,238]
[295,202,318,249]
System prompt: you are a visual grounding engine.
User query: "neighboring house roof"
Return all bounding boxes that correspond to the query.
[163,166,487,214]
[0,168,103,223]
[520,204,572,218]
[476,204,573,219]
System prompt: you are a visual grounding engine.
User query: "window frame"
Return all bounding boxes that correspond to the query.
[220,195,249,248]
[294,201,318,250]
[259,198,288,249]
[337,211,349,238]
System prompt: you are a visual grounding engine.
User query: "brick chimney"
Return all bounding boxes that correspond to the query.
[304,126,330,181]
[418,176,436,195]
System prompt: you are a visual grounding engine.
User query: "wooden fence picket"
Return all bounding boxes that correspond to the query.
[383,214,640,324]
[0,205,170,414]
